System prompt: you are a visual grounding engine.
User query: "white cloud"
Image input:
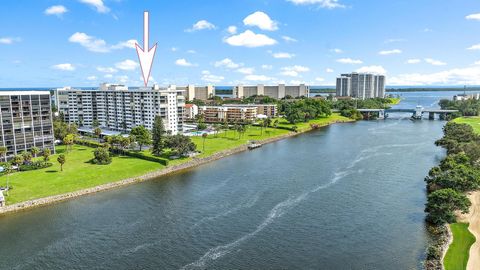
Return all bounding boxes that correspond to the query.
[272,52,295,59]
[384,38,406,44]
[326,68,334,73]
[0,37,20,44]
[425,58,447,66]
[79,0,110,13]
[69,32,109,52]
[52,63,75,71]
[243,11,278,31]
[186,20,216,32]
[237,67,255,75]
[474,60,480,65]
[467,44,480,50]
[315,77,325,82]
[87,75,97,81]
[201,70,224,83]
[115,59,139,70]
[282,36,298,42]
[286,0,345,9]
[379,49,402,55]
[104,74,113,79]
[69,32,136,53]
[331,48,343,53]
[336,58,363,64]
[227,26,237,34]
[45,5,68,16]
[356,65,387,74]
[389,66,480,85]
[280,65,310,77]
[281,70,299,77]
[175,58,196,67]
[116,75,129,84]
[111,39,138,49]
[244,74,274,81]
[283,65,310,72]
[97,66,118,73]
[187,50,196,54]
[290,80,305,85]
[224,30,277,47]
[466,13,480,21]
[262,65,273,70]
[171,47,178,52]
[214,58,241,69]
[406,59,421,64]
[423,28,433,32]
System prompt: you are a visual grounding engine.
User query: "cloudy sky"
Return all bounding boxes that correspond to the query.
[1,0,480,87]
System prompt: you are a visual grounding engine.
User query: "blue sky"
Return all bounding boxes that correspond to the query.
[1,0,480,87]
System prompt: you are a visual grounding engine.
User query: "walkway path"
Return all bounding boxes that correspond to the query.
[458,191,480,270]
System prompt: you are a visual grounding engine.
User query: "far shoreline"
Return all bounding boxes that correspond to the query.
[0,118,354,216]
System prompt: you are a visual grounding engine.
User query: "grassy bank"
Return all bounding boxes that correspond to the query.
[0,114,351,205]
[444,223,476,270]
[453,117,480,134]
[387,97,401,105]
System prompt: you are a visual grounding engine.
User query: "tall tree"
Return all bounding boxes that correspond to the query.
[94,127,102,139]
[43,148,51,161]
[63,134,75,153]
[130,126,152,151]
[57,154,66,172]
[151,116,166,156]
[31,147,40,159]
[202,133,208,152]
[0,146,7,162]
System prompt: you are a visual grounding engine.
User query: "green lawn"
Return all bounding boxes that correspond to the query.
[453,117,480,134]
[387,97,401,105]
[0,145,163,204]
[444,223,476,270]
[0,114,352,205]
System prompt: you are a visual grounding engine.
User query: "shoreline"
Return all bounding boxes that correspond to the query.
[457,191,480,270]
[0,119,354,216]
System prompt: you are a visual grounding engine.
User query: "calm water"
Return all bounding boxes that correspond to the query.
[0,92,461,269]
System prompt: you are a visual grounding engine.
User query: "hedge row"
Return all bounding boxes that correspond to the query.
[19,161,53,171]
[117,149,169,166]
[74,139,103,148]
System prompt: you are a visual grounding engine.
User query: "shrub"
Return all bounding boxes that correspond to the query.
[19,161,53,171]
[118,149,169,166]
[92,147,112,165]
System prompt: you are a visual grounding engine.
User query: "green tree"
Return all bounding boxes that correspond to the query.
[63,134,75,153]
[166,135,196,156]
[202,133,208,152]
[92,147,112,165]
[94,127,102,139]
[92,119,100,128]
[21,151,32,163]
[425,188,471,225]
[3,162,12,196]
[130,126,151,151]
[31,147,40,159]
[42,148,51,161]
[0,146,7,162]
[11,155,24,166]
[57,154,66,172]
[151,116,166,156]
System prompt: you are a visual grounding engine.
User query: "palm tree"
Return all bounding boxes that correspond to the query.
[202,133,208,152]
[31,147,40,159]
[0,146,7,162]
[57,154,66,172]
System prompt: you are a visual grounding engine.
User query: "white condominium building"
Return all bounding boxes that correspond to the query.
[234,84,309,99]
[177,85,215,101]
[336,73,386,99]
[0,91,55,160]
[55,84,185,135]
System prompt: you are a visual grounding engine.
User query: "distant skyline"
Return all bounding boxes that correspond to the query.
[1,0,480,87]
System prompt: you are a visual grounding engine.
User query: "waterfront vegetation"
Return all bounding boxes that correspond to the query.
[439,99,480,117]
[453,117,480,134]
[0,113,350,205]
[444,223,475,270]
[424,121,480,269]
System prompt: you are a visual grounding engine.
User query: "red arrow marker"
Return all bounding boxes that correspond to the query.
[136,11,157,87]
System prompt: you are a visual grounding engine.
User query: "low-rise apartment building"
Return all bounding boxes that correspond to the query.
[234,84,309,99]
[55,84,185,135]
[0,91,55,160]
[198,104,277,123]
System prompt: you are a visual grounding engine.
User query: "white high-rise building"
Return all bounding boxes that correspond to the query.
[55,84,185,135]
[234,84,309,99]
[336,73,386,99]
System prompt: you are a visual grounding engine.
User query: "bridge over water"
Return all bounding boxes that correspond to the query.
[356,106,459,120]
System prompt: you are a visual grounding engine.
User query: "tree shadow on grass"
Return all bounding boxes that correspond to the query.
[45,170,58,173]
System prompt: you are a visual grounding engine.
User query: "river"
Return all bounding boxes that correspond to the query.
[0,91,469,269]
